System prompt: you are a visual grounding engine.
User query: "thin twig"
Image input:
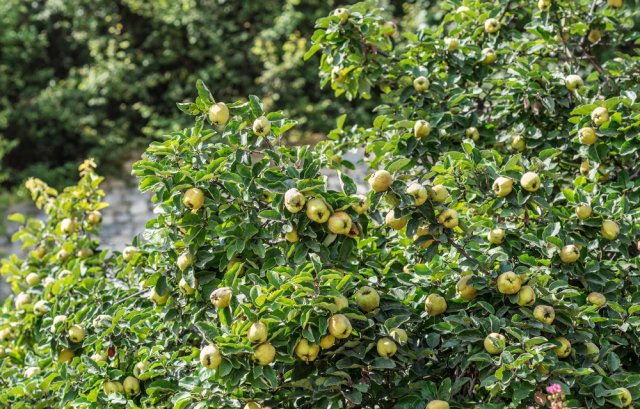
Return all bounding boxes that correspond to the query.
[119,289,148,303]
[449,240,486,273]
[498,0,513,22]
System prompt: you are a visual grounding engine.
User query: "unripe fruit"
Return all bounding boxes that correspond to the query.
[484,333,506,354]
[560,244,580,263]
[512,135,526,152]
[456,275,477,301]
[122,246,139,262]
[57,249,70,262]
[376,337,397,358]
[244,403,262,409]
[488,228,505,244]
[484,18,500,33]
[538,0,551,11]
[351,195,369,214]
[177,253,195,271]
[15,292,31,311]
[497,272,521,295]
[253,116,271,136]
[294,339,320,362]
[413,226,435,248]
[426,401,450,409]
[58,348,74,363]
[320,334,336,349]
[150,288,169,305]
[601,220,620,240]
[26,273,41,287]
[53,315,67,326]
[208,102,230,126]
[616,387,632,407]
[328,314,352,339]
[444,37,459,51]
[200,344,222,369]
[253,342,276,365]
[466,127,479,141]
[585,342,600,357]
[334,295,349,311]
[382,21,396,36]
[102,380,123,394]
[553,337,572,358]
[565,75,583,91]
[430,184,449,202]
[369,170,393,192]
[226,258,245,275]
[413,76,430,93]
[77,248,93,259]
[210,287,233,308]
[385,210,408,230]
[61,218,76,234]
[284,188,306,213]
[406,183,428,205]
[517,285,536,306]
[0,327,16,341]
[355,286,380,312]
[327,211,352,235]
[438,209,459,229]
[578,127,597,145]
[285,230,299,243]
[389,328,408,345]
[32,246,46,259]
[333,8,349,24]
[591,107,609,126]
[331,66,347,83]
[481,48,497,65]
[123,376,140,396]
[533,305,556,324]
[608,0,623,7]
[248,322,268,343]
[587,292,607,307]
[33,300,48,316]
[555,29,570,43]
[305,197,331,223]
[179,277,198,295]
[493,177,513,197]
[183,188,205,211]
[425,294,447,316]
[87,211,102,225]
[69,325,85,343]
[576,203,592,220]
[413,120,432,138]
[580,159,590,175]
[520,172,541,192]
[587,29,601,44]
[133,361,150,379]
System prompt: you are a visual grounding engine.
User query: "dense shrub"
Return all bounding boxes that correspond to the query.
[1,1,640,408]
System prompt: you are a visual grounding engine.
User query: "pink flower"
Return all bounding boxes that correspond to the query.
[527,406,535,409]
[546,383,562,394]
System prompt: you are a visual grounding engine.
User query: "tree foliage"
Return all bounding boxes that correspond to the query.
[1,1,640,408]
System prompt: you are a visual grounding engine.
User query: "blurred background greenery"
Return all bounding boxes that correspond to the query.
[0,0,432,203]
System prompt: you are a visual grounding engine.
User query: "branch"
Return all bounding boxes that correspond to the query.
[449,240,487,273]
[118,289,148,304]
[498,0,513,22]
[580,0,601,48]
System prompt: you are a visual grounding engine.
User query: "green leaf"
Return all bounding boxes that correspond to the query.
[249,95,263,117]
[338,172,357,195]
[303,44,322,61]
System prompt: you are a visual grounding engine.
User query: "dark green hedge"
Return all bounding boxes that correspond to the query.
[0,0,404,189]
